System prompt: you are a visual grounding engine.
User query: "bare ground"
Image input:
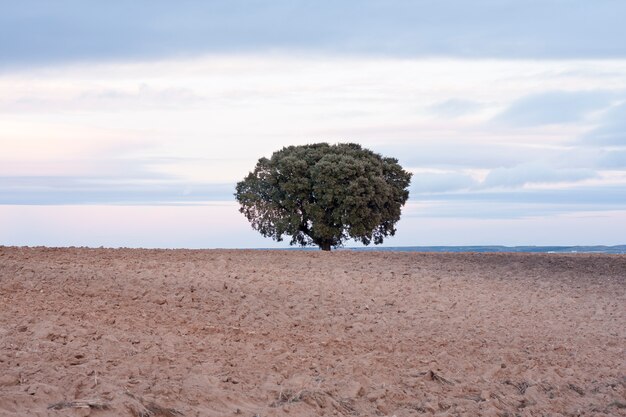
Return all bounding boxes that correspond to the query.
[0,247,625,417]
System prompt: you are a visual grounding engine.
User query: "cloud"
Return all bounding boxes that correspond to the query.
[581,103,626,146]
[76,85,203,109]
[418,184,626,208]
[404,201,585,219]
[494,90,615,126]
[376,142,536,170]
[0,84,203,113]
[2,0,626,69]
[598,150,626,168]
[404,183,626,221]
[482,163,596,188]
[411,172,477,193]
[0,175,235,205]
[429,99,483,118]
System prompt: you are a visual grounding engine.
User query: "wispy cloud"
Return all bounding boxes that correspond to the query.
[410,171,477,193]
[428,99,484,118]
[598,150,626,169]
[0,175,234,205]
[380,141,557,170]
[2,0,626,69]
[0,84,204,114]
[482,163,597,188]
[493,90,616,126]
[408,185,626,220]
[580,102,626,146]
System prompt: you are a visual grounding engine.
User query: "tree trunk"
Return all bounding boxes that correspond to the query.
[319,241,332,251]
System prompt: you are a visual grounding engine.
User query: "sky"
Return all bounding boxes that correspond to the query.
[1,0,625,248]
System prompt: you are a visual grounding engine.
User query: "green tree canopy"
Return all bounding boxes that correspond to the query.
[235,143,412,251]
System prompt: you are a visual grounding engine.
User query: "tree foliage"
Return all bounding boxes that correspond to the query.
[235,143,412,251]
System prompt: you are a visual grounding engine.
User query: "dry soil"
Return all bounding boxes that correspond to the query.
[0,247,625,416]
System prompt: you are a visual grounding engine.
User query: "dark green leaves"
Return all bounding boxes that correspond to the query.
[235,143,412,250]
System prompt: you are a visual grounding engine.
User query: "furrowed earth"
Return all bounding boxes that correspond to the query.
[0,247,624,416]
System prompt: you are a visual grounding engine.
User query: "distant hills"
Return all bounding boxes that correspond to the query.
[349,245,626,254]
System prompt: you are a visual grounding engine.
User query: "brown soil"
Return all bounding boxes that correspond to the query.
[0,247,625,417]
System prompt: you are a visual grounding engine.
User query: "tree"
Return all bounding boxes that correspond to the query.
[235,143,412,251]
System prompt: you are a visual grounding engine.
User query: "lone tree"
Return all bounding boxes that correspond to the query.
[235,143,412,251]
